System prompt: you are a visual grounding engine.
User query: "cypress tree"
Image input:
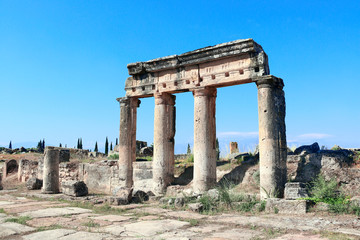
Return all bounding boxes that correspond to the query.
[105,137,109,155]
[37,140,41,150]
[187,143,191,155]
[42,139,45,149]
[110,142,113,151]
[9,141,12,149]
[59,143,62,147]
[77,139,80,149]
[115,138,118,146]
[216,138,220,160]
[94,142,98,152]
[80,138,83,149]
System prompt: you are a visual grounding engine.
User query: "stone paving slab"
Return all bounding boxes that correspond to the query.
[90,214,133,222]
[99,224,126,237]
[204,228,262,240]
[0,222,35,238]
[19,207,92,218]
[22,229,77,240]
[273,233,328,240]
[122,219,190,237]
[0,200,14,205]
[58,231,111,240]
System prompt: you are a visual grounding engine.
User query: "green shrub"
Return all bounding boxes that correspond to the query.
[108,154,119,160]
[308,174,340,204]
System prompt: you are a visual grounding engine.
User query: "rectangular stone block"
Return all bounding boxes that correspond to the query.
[265,198,307,214]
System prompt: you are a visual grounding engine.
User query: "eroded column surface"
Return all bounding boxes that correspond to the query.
[153,93,176,195]
[118,97,140,188]
[256,77,287,199]
[42,146,60,194]
[193,87,217,193]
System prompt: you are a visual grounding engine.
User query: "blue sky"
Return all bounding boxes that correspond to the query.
[1,1,359,154]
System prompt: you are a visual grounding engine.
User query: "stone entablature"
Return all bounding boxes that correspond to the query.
[125,39,269,98]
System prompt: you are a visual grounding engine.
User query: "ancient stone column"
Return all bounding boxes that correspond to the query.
[152,93,176,195]
[118,97,140,188]
[256,77,287,199]
[42,146,60,194]
[193,87,217,193]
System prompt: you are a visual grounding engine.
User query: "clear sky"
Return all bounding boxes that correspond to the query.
[1,0,359,154]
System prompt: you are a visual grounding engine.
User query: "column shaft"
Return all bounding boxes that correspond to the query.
[118,97,140,188]
[153,93,176,195]
[256,77,287,199]
[42,146,60,194]
[193,88,217,193]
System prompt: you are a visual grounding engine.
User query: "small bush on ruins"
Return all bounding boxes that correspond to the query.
[305,174,360,215]
[197,183,262,214]
[108,153,119,160]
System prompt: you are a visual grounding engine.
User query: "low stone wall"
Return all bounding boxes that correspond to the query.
[18,159,38,182]
[133,161,153,192]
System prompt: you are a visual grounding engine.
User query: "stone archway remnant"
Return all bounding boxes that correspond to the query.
[117,39,287,199]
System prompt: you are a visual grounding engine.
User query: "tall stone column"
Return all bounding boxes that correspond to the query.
[256,76,287,199]
[118,97,140,188]
[153,93,176,195]
[42,146,60,194]
[193,87,217,193]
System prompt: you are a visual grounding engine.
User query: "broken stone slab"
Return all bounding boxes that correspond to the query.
[265,198,307,214]
[284,182,308,200]
[61,180,88,197]
[110,187,133,205]
[57,231,112,240]
[122,219,190,237]
[132,189,149,203]
[26,177,43,190]
[188,203,203,212]
[19,207,92,218]
[0,222,35,238]
[207,189,220,201]
[294,142,320,155]
[23,229,76,240]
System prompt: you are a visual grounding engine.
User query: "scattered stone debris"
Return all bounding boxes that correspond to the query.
[284,182,308,200]
[61,180,88,197]
[26,177,43,190]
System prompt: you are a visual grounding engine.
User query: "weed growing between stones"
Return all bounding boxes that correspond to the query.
[0,208,5,213]
[36,224,62,232]
[5,216,32,225]
[82,219,100,228]
[196,184,262,214]
[305,174,360,216]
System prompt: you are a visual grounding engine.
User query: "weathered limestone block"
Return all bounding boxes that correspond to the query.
[294,142,320,155]
[256,76,287,199]
[193,88,217,193]
[0,172,3,190]
[42,147,60,194]
[109,187,133,205]
[153,93,176,195]
[26,177,43,190]
[265,198,307,214]
[229,142,239,154]
[125,39,269,98]
[62,180,88,197]
[284,182,308,200]
[117,97,140,188]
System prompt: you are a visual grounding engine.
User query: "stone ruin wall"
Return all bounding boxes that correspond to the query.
[13,146,360,196]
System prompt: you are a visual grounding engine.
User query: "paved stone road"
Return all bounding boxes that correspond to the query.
[0,191,359,240]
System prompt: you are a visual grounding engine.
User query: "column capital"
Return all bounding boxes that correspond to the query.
[117,97,141,108]
[154,93,176,106]
[254,76,284,90]
[192,87,217,97]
